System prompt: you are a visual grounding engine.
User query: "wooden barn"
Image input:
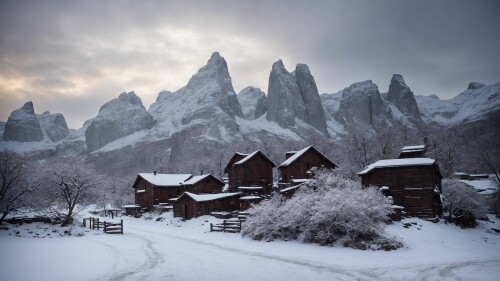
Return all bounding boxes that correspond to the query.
[398,145,426,158]
[173,192,240,219]
[133,173,224,208]
[278,146,337,185]
[224,150,276,195]
[358,158,443,219]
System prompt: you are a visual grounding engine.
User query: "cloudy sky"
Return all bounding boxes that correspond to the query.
[1,0,499,128]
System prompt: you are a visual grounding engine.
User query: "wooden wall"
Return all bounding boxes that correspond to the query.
[173,196,240,219]
[279,149,336,184]
[360,165,442,218]
[228,153,274,194]
[134,175,224,208]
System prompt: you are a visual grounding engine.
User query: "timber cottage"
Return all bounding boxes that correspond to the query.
[278,146,337,186]
[133,173,224,209]
[358,158,443,219]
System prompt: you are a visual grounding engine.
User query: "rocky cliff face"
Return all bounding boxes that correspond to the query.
[37,111,69,142]
[386,74,422,126]
[4,102,44,142]
[238,86,267,120]
[266,60,328,136]
[334,80,394,133]
[85,92,155,151]
[149,52,243,162]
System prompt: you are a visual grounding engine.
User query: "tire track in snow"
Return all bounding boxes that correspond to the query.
[125,226,500,281]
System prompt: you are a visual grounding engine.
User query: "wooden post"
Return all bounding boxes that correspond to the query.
[210,223,213,232]
[104,221,107,233]
[120,219,123,234]
[97,218,100,230]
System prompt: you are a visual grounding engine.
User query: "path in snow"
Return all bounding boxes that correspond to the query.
[100,224,500,281]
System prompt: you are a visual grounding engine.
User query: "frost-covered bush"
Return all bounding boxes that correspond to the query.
[442,179,487,228]
[242,170,400,250]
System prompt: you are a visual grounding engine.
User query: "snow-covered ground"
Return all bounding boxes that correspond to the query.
[1,212,499,281]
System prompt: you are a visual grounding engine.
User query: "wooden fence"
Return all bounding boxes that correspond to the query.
[210,219,241,233]
[83,217,123,234]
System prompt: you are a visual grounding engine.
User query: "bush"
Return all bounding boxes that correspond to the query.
[242,170,401,250]
[442,179,487,228]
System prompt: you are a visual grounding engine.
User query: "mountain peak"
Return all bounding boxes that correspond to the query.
[467,82,485,90]
[272,59,286,72]
[296,63,310,72]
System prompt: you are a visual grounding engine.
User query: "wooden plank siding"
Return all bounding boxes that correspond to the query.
[133,175,224,209]
[279,148,337,184]
[360,165,442,218]
[226,152,275,195]
[173,195,240,219]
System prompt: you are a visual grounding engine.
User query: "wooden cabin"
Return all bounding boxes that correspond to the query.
[133,173,224,208]
[278,146,337,185]
[224,150,276,195]
[173,192,240,219]
[398,145,426,159]
[358,158,443,219]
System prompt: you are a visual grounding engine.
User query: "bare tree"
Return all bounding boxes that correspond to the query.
[0,153,38,224]
[375,129,396,160]
[44,161,98,226]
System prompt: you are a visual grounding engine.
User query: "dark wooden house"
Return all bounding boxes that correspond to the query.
[398,145,426,158]
[278,146,337,185]
[173,192,240,219]
[358,158,443,219]
[133,173,224,208]
[239,195,263,210]
[224,150,276,195]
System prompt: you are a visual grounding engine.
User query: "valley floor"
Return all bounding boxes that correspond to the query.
[1,212,499,281]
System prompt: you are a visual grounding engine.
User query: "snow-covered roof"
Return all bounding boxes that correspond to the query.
[291,179,309,184]
[358,158,437,175]
[177,192,240,202]
[139,173,193,186]
[401,145,425,151]
[122,205,140,208]
[454,172,469,176]
[240,196,262,200]
[279,146,336,168]
[280,146,312,167]
[238,186,263,190]
[234,150,260,165]
[183,174,210,185]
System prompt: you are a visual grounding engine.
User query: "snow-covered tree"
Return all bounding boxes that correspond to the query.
[442,179,487,228]
[43,160,98,226]
[242,170,400,249]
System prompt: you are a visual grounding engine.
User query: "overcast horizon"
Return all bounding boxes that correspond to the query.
[1,0,499,128]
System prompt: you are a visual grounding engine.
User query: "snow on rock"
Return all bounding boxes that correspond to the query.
[266,60,328,136]
[237,86,267,120]
[386,74,422,126]
[416,81,500,126]
[3,101,44,142]
[37,111,69,142]
[148,52,243,162]
[85,91,155,151]
[335,80,394,133]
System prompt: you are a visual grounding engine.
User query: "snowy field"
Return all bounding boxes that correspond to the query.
[1,212,499,281]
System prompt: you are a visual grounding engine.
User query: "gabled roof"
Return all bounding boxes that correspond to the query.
[175,192,240,202]
[279,146,337,168]
[223,152,248,173]
[231,150,276,167]
[135,173,223,187]
[183,174,224,186]
[137,173,193,186]
[358,158,441,176]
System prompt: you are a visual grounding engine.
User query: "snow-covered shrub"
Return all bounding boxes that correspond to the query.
[442,179,487,228]
[242,170,401,250]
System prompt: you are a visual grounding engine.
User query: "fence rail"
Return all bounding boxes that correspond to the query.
[210,219,241,233]
[83,217,123,234]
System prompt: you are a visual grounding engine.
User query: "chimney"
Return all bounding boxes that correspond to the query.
[153,171,157,176]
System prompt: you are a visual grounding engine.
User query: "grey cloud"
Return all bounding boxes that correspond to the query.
[0,0,499,128]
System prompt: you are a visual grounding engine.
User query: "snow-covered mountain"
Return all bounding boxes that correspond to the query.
[416,82,500,126]
[238,87,267,120]
[0,52,498,175]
